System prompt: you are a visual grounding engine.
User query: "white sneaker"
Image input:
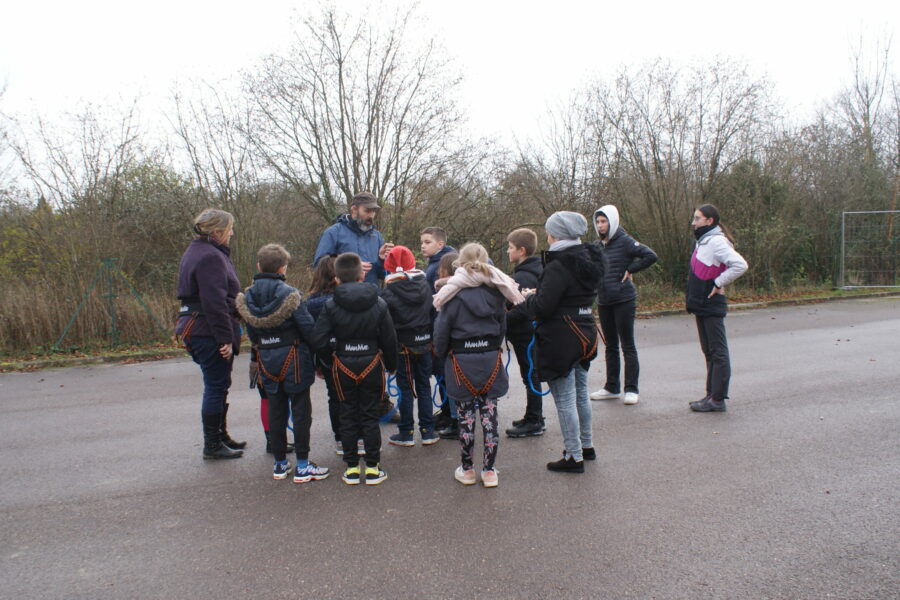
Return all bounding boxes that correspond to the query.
[454,466,476,485]
[623,392,639,405]
[590,388,621,401]
[481,469,499,488]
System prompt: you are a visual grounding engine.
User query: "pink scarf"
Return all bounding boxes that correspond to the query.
[432,265,525,311]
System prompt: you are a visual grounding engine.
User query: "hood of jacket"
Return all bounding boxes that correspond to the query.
[543,243,604,289]
[333,281,380,312]
[235,275,302,328]
[515,255,542,279]
[453,286,504,320]
[336,213,380,237]
[384,271,431,304]
[427,244,457,267]
[593,204,620,243]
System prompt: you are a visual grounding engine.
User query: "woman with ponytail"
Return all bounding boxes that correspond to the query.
[686,204,748,412]
[176,208,245,458]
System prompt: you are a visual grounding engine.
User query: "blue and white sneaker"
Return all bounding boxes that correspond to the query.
[272,460,292,480]
[420,427,440,446]
[293,462,330,484]
[389,431,415,447]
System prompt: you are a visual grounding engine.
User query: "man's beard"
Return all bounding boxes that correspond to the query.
[355,217,373,232]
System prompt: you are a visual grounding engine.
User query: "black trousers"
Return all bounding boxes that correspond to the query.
[695,315,731,401]
[267,384,311,462]
[335,363,384,467]
[598,299,639,394]
[510,336,543,422]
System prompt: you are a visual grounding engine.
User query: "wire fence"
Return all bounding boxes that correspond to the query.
[840,210,900,288]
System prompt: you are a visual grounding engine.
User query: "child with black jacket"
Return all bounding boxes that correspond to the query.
[433,243,525,488]
[310,252,398,485]
[381,245,438,447]
[503,228,545,438]
[236,244,329,483]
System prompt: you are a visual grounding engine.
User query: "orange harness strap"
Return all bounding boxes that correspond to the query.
[257,343,299,384]
[449,349,503,398]
[401,350,417,399]
[177,314,199,351]
[564,316,599,362]
[332,352,384,402]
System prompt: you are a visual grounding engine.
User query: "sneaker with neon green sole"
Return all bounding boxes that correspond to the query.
[365,464,388,485]
[342,465,361,485]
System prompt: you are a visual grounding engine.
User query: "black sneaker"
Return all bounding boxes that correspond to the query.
[689,396,727,412]
[511,417,527,428]
[547,456,584,473]
[505,420,544,438]
[582,447,597,461]
[437,422,459,440]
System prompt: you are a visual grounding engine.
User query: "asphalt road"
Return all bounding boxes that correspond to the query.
[1,297,898,600]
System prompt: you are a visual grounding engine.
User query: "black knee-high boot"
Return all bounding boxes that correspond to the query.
[203,413,243,459]
[220,403,247,450]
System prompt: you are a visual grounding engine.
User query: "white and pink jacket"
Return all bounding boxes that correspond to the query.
[685,227,748,317]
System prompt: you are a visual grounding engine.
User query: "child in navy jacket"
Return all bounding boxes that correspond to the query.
[236,244,329,483]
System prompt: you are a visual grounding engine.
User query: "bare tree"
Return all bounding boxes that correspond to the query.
[586,59,774,283]
[243,5,464,228]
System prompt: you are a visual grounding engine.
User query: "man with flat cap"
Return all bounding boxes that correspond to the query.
[314,191,395,286]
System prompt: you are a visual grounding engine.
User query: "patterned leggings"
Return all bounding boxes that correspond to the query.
[457,395,499,472]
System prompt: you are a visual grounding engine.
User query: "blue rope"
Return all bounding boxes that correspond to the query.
[504,346,512,375]
[431,374,449,408]
[379,374,402,425]
[287,401,294,432]
[526,327,551,397]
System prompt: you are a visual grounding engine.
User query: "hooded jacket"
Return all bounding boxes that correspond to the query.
[381,270,434,352]
[433,285,509,402]
[236,274,316,394]
[309,281,398,373]
[685,226,748,317]
[425,244,457,293]
[175,238,242,348]
[313,214,386,286]
[525,243,604,381]
[592,205,658,306]
[506,255,543,343]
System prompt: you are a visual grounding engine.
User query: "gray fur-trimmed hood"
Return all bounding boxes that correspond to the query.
[236,287,302,329]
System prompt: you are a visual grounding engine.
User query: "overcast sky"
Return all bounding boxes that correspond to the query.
[1,0,898,144]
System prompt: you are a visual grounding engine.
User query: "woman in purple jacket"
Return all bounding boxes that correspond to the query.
[175,209,245,459]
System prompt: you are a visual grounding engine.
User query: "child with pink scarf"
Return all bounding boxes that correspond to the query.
[433,243,524,487]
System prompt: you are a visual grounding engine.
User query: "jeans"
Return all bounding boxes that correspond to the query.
[396,351,434,432]
[268,385,311,462]
[695,316,731,401]
[598,299,639,394]
[189,336,233,415]
[547,365,593,462]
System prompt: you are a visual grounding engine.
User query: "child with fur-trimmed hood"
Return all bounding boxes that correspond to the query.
[236,244,328,484]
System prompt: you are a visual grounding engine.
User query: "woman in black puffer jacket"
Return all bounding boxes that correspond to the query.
[589,205,657,406]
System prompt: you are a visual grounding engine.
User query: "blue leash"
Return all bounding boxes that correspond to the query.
[379,374,402,425]
[526,326,551,397]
